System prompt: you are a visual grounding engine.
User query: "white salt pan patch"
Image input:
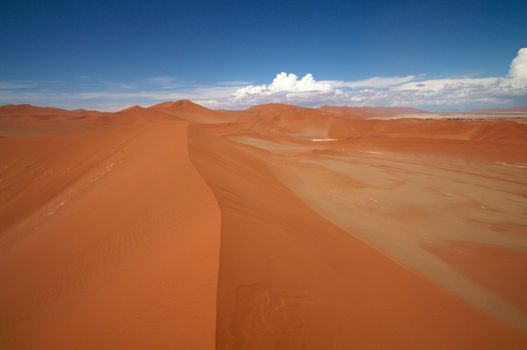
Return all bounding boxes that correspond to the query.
[311,138,337,142]
[495,162,527,169]
[47,200,66,216]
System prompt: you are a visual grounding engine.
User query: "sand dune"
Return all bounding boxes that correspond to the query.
[0,120,221,349]
[188,125,527,349]
[474,107,527,113]
[319,105,424,119]
[150,100,247,124]
[1,101,527,348]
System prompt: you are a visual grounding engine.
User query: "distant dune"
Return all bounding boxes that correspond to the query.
[319,105,425,118]
[472,106,527,113]
[1,101,527,349]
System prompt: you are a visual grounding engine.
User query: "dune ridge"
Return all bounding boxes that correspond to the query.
[1,101,527,348]
[0,120,221,349]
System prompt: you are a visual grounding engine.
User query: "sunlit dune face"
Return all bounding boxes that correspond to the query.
[1,103,527,349]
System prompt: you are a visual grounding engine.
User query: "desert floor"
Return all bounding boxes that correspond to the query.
[1,101,527,349]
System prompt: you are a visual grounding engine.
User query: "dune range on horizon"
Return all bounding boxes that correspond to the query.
[1,100,527,349]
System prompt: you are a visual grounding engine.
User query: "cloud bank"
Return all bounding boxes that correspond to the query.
[0,49,526,111]
[225,48,527,109]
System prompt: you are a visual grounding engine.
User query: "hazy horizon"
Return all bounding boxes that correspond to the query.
[1,0,526,111]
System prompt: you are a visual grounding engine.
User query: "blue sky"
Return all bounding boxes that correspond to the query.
[1,0,526,110]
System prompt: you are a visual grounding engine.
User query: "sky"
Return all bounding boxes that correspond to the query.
[1,0,526,111]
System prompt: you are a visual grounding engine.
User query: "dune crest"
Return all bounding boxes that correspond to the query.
[1,101,527,348]
[0,121,221,349]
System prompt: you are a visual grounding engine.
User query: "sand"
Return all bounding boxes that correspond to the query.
[1,101,527,349]
[0,119,221,349]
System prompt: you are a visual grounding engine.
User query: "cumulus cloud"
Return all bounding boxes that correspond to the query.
[233,72,332,99]
[1,49,526,110]
[509,48,527,79]
[223,48,527,108]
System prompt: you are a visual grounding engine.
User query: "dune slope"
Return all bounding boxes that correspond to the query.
[1,102,527,349]
[0,121,221,349]
[188,125,527,350]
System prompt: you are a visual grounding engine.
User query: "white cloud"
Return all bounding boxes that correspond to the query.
[1,49,526,110]
[223,48,527,108]
[324,75,416,89]
[0,80,37,89]
[232,72,332,100]
[217,80,253,86]
[509,48,527,79]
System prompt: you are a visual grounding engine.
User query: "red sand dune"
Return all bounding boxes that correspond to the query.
[474,106,527,113]
[319,105,425,118]
[425,241,527,314]
[1,101,527,349]
[0,104,107,136]
[150,100,247,124]
[0,120,220,349]
[189,125,527,349]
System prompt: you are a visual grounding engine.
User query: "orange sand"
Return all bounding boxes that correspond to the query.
[1,120,220,349]
[1,101,527,349]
